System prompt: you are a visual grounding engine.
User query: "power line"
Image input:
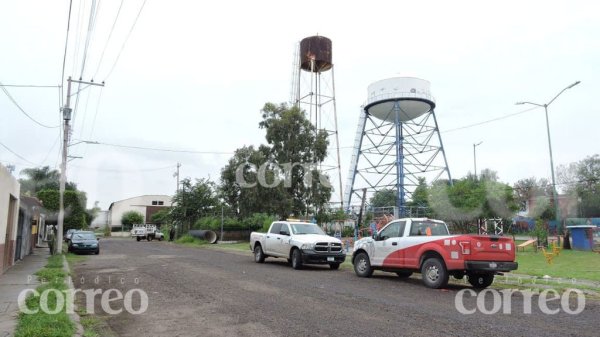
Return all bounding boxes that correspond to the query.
[0,81,60,129]
[0,84,60,88]
[90,140,233,155]
[72,0,100,126]
[60,0,74,106]
[71,164,176,173]
[441,106,539,133]
[104,0,148,80]
[93,0,125,78]
[336,106,542,150]
[0,141,38,166]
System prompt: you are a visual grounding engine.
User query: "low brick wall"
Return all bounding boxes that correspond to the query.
[219,230,252,241]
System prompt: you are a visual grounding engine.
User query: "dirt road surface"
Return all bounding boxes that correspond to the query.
[71,238,599,337]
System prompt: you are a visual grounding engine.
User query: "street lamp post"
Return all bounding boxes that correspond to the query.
[516,80,581,238]
[473,141,483,179]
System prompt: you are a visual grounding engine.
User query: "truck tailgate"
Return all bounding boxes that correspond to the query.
[465,235,515,262]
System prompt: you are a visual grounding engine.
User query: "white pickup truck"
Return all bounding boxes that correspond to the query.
[130,224,164,242]
[250,221,346,270]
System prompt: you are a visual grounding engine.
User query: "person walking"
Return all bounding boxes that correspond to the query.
[47,226,56,255]
[169,225,176,242]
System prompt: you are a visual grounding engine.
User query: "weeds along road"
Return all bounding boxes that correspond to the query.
[72,238,599,337]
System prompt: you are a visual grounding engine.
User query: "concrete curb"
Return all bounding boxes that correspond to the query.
[62,255,84,337]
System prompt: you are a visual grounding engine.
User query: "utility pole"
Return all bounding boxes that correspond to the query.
[473,141,483,179]
[174,162,181,192]
[57,77,104,253]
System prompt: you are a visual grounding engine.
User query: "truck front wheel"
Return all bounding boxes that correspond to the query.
[291,248,303,270]
[421,258,449,289]
[136,237,141,242]
[467,273,494,288]
[353,252,373,277]
[254,245,265,263]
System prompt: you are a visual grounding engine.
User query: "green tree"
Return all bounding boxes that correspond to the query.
[407,177,429,207]
[37,189,88,230]
[18,166,77,196]
[219,145,290,218]
[170,178,219,232]
[150,208,170,226]
[370,189,396,208]
[558,154,600,217]
[121,211,144,230]
[429,171,518,233]
[258,102,331,217]
[513,177,555,220]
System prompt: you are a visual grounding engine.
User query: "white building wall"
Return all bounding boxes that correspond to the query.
[90,210,108,229]
[0,165,20,244]
[107,195,171,228]
[1,164,20,273]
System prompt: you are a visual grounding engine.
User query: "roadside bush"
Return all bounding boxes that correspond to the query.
[176,235,205,245]
[193,213,273,231]
[342,227,354,237]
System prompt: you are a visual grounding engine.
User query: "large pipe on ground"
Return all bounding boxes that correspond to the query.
[188,230,218,244]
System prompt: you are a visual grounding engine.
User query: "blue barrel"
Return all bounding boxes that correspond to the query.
[567,226,595,251]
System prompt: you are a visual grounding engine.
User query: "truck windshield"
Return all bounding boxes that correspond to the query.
[290,223,326,235]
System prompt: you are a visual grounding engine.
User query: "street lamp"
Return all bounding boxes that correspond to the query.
[516,80,581,237]
[473,141,483,179]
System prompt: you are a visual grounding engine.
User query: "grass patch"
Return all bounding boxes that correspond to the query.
[77,311,116,337]
[45,255,64,269]
[175,234,207,247]
[65,252,87,265]
[516,249,600,281]
[215,242,251,251]
[35,267,67,283]
[15,255,75,337]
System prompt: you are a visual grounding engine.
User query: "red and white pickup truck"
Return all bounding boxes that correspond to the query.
[352,218,518,289]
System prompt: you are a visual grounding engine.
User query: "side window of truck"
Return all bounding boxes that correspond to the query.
[280,224,290,236]
[380,221,405,240]
[269,223,282,234]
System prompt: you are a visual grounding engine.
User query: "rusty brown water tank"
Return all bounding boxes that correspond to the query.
[300,36,332,72]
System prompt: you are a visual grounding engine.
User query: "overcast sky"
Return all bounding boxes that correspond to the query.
[1,0,598,209]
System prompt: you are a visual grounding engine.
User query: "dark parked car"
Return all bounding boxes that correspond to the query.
[68,231,100,254]
[64,229,77,243]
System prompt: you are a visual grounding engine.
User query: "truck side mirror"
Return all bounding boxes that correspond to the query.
[372,233,378,240]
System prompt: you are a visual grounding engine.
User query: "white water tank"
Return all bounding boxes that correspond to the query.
[365,77,435,122]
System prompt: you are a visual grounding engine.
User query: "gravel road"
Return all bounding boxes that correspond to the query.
[71,238,599,337]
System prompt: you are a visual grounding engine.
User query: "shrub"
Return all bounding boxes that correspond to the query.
[176,235,205,245]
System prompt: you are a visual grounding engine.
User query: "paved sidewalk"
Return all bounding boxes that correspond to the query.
[0,248,50,337]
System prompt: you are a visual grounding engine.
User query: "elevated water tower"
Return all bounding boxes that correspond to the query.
[344,77,452,215]
[290,35,344,208]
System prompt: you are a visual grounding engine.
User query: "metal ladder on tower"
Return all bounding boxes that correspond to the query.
[343,109,368,210]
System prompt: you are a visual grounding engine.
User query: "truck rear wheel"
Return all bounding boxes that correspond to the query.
[421,258,449,289]
[467,273,494,288]
[254,245,265,263]
[147,235,153,242]
[291,248,303,270]
[353,252,373,277]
